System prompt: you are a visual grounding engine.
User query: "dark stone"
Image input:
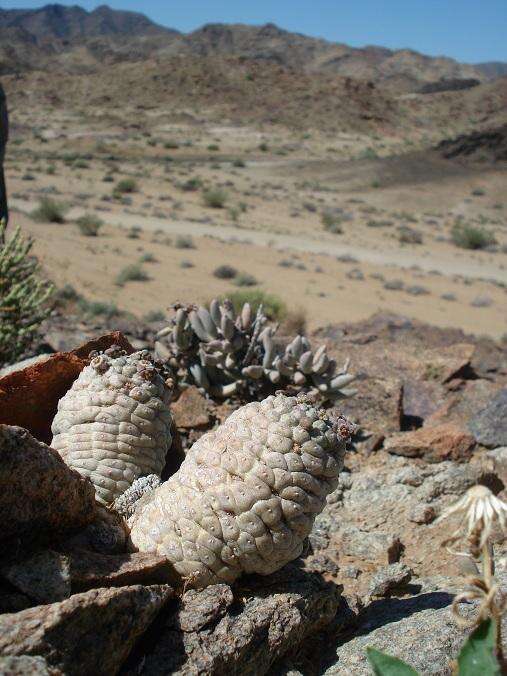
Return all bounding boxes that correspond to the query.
[469,389,507,448]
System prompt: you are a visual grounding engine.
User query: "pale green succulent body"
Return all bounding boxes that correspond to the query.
[155,299,356,401]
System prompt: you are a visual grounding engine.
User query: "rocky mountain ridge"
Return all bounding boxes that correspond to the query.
[0,4,505,94]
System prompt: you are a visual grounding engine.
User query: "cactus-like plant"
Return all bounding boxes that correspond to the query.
[128,393,354,587]
[51,348,173,505]
[0,221,54,366]
[154,299,356,401]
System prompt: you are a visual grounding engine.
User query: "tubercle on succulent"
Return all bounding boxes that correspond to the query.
[154,298,356,401]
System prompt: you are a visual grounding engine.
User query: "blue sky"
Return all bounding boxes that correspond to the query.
[4,0,507,63]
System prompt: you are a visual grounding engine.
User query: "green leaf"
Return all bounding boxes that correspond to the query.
[457,619,501,676]
[366,647,419,675]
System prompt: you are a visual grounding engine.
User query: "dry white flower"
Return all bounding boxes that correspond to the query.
[438,485,507,551]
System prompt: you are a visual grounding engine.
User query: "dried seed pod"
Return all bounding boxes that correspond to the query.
[128,394,352,588]
[51,351,173,505]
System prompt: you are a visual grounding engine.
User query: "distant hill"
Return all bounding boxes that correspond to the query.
[0,4,506,104]
[0,4,176,41]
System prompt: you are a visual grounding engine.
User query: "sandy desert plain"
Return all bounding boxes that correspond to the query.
[4,78,507,340]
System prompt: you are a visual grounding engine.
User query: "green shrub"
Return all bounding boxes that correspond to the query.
[164,140,179,149]
[114,178,138,196]
[115,264,149,286]
[76,214,103,237]
[451,222,496,250]
[203,188,228,209]
[207,144,220,152]
[0,221,54,365]
[321,211,343,234]
[233,272,258,287]
[213,264,238,279]
[31,197,67,223]
[226,290,286,321]
[139,252,157,263]
[144,309,166,322]
[78,298,121,319]
[232,159,246,168]
[180,177,202,192]
[175,235,195,249]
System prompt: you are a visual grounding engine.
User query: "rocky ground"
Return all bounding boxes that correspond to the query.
[0,311,506,674]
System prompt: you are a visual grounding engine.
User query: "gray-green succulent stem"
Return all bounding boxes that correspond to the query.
[155,298,356,402]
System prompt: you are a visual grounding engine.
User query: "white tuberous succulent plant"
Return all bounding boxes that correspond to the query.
[128,393,353,588]
[51,348,173,505]
[155,299,356,401]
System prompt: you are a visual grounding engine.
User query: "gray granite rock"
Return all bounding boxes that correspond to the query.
[469,388,507,448]
[138,565,341,676]
[325,593,468,675]
[0,585,172,675]
[0,425,97,543]
[368,563,413,598]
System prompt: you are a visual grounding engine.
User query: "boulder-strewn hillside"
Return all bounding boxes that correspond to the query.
[0,4,505,95]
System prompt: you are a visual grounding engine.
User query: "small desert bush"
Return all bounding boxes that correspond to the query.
[78,299,121,319]
[180,177,202,192]
[144,309,166,322]
[233,272,258,287]
[451,222,496,250]
[203,188,228,209]
[114,178,138,196]
[139,252,157,263]
[180,259,195,268]
[127,226,142,239]
[227,290,287,321]
[281,308,307,336]
[398,226,423,244]
[214,264,238,279]
[115,264,149,287]
[76,214,103,237]
[175,235,195,249]
[321,211,343,234]
[0,221,54,365]
[31,197,67,223]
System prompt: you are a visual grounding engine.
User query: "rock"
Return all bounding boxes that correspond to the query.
[0,585,172,675]
[325,592,470,675]
[68,551,176,591]
[171,386,211,430]
[421,343,475,383]
[0,551,71,604]
[0,332,134,444]
[408,503,436,524]
[338,527,401,565]
[0,655,55,675]
[305,553,340,577]
[469,389,507,448]
[0,354,52,379]
[425,379,501,429]
[0,425,96,542]
[342,566,360,579]
[385,424,476,462]
[0,585,32,614]
[367,563,412,597]
[63,506,127,555]
[402,379,444,425]
[138,565,341,676]
[487,447,507,481]
[176,584,234,632]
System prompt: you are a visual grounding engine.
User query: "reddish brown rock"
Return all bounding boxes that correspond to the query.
[0,332,134,443]
[384,424,476,462]
[0,425,97,542]
[171,386,211,430]
[0,585,172,675]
